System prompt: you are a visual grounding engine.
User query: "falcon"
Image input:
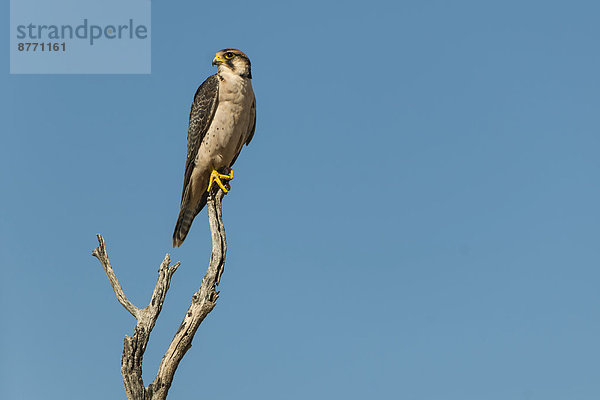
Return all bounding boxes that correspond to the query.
[173,48,256,247]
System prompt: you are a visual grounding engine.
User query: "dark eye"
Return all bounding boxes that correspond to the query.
[224,52,235,59]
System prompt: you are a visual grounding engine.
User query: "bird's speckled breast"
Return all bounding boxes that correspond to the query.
[196,71,254,169]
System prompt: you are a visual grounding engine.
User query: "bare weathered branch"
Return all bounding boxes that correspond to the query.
[93,189,228,400]
[92,235,140,318]
[93,234,181,400]
[121,253,181,400]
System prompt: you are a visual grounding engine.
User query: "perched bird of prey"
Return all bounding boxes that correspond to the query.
[173,49,256,247]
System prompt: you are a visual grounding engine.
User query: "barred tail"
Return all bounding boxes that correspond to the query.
[173,208,195,247]
[172,190,209,247]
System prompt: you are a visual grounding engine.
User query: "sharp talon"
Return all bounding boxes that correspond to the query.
[207,168,235,193]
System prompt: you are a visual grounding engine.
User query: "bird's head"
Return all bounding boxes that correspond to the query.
[212,48,252,79]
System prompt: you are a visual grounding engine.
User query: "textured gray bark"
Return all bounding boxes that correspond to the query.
[92,190,227,400]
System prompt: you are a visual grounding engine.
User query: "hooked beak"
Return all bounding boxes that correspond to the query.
[212,55,224,66]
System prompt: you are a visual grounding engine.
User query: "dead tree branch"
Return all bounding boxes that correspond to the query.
[92,189,227,400]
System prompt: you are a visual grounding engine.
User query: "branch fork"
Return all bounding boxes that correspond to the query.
[92,190,227,400]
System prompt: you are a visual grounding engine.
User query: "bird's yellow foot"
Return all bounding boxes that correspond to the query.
[207,168,234,193]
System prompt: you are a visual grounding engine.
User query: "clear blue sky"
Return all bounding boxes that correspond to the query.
[2,1,599,399]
